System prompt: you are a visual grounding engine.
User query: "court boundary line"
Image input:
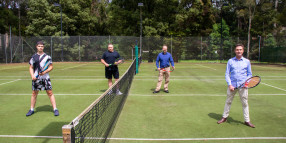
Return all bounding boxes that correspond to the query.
[195,64,217,70]
[0,66,26,71]
[0,93,102,96]
[129,93,286,96]
[261,82,286,92]
[59,64,88,70]
[1,75,286,77]
[0,135,285,140]
[1,93,286,96]
[0,79,21,86]
[1,78,286,81]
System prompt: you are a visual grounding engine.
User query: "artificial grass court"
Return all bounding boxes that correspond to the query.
[0,62,286,143]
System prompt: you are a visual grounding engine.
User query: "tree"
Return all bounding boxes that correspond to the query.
[210,19,233,60]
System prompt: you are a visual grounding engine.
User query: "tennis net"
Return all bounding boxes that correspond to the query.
[62,58,140,143]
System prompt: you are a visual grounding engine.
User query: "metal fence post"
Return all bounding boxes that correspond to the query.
[21,37,24,62]
[51,37,53,59]
[171,35,172,56]
[79,36,81,62]
[201,36,202,61]
[4,35,7,64]
[10,26,12,63]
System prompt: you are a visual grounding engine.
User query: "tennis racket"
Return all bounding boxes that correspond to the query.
[235,76,261,89]
[155,67,174,72]
[109,58,124,66]
[36,60,52,78]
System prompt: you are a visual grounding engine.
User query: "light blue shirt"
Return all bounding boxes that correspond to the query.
[225,56,252,88]
[156,52,175,68]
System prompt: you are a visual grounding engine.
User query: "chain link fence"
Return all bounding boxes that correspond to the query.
[0,35,285,63]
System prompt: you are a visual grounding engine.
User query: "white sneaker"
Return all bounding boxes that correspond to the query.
[116,90,123,95]
[107,90,113,95]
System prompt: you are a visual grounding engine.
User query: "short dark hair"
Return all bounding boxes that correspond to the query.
[235,44,244,49]
[36,41,44,46]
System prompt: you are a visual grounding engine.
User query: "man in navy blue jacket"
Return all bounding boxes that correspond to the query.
[153,45,175,93]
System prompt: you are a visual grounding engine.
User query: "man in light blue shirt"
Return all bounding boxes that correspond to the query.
[217,44,255,128]
[153,45,175,93]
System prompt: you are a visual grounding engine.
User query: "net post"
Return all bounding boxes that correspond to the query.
[62,125,74,143]
[135,43,138,74]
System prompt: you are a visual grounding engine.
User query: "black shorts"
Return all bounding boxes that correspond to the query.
[32,78,52,91]
[105,67,119,79]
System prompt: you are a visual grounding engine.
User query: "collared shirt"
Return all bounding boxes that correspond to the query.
[225,56,252,88]
[156,52,175,68]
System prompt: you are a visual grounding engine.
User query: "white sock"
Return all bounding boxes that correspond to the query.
[54,108,58,111]
[30,108,34,111]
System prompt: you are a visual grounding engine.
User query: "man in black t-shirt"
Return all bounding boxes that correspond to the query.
[101,43,122,94]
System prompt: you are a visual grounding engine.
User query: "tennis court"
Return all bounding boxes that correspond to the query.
[0,62,286,143]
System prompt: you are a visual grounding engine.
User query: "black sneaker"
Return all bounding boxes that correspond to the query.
[153,91,159,93]
[26,110,34,116]
[54,109,59,116]
[164,90,169,93]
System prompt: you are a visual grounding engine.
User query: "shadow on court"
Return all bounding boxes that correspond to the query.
[36,121,69,143]
[208,113,244,124]
[36,105,53,113]
[100,89,107,92]
[150,88,166,92]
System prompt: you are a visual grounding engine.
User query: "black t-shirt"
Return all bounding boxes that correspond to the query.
[101,50,120,70]
[101,51,120,64]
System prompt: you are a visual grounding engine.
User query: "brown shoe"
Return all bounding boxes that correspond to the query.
[245,122,255,128]
[217,117,227,124]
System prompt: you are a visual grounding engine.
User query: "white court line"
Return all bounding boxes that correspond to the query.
[130,93,286,97]
[195,64,217,70]
[0,135,62,139]
[0,93,102,96]
[0,135,285,141]
[0,66,26,71]
[1,93,286,96]
[261,82,286,92]
[0,76,104,77]
[1,79,286,81]
[59,64,88,70]
[109,137,286,141]
[1,75,286,77]
[0,79,21,86]
[0,79,106,81]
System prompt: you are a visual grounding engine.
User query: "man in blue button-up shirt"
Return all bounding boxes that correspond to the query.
[217,44,255,128]
[153,45,175,93]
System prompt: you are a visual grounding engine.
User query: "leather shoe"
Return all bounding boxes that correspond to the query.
[164,90,169,93]
[153,91,159,93]
[245,122,255,128]
[217,117,227,124]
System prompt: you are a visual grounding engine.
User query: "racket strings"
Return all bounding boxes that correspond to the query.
[245,77,260,88]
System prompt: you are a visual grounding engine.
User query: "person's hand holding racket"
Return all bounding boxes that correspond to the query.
[109,58,124,66]
[155,67,174,72]
[235,76,261,90]
[229,85,235,91]
[36,60,52,78]
[31,74,38,81]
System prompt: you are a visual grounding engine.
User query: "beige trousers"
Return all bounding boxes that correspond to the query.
[155,67,170,91]
[222,88,250,122]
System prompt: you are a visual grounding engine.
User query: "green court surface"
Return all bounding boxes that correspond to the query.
[1,62,286,143]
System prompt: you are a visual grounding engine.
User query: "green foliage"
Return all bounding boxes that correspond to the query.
[0,7,18,33]
[210,19,233,60]
[1,0,286,38]
[264,33,277,48]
